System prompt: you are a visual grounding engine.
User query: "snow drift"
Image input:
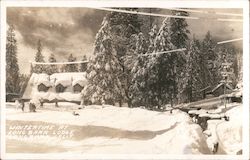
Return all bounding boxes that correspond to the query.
[6,104,211,154]
[205,103,242,154]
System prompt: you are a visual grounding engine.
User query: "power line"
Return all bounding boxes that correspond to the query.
[141,48,186,56]
[217,18,243,22]
[90,7,242,22]
[165,8,206,14]
[30,60,88,65]
[216,12,243,17]
[217,38,243,44]
[165,8,243,17]
[91,7,199,20]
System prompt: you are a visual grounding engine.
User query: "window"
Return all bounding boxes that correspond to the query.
[73,84,83,93]
[56,84,67,93]
[38,83,50,92]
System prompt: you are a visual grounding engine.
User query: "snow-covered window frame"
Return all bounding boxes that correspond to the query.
[55,83,67,93]
[37,83,50,92]
[73,83,84,93]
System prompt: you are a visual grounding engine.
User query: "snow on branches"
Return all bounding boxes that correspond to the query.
[83,18,125,105]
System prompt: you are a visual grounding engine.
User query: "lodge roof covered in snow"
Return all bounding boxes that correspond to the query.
[22,72,87,102]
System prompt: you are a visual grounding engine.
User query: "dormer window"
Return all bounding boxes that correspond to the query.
[73,83,84,93]
[56,83,67,93]
[38,83,50,92]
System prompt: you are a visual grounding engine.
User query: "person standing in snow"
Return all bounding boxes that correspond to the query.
[29,98,39,112]
[21,100,25,111]
[15,99,21,110]
[29,101,36,112]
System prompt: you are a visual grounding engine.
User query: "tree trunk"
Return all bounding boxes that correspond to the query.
[119,100,122,107]
[55,99,59,107]
[127,99,132,108]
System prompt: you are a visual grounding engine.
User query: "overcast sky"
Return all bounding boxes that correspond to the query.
[7,7,243,74]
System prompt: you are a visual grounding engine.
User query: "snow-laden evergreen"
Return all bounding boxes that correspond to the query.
[6,25,20,94]
[169,11,190,104]
[108,9,142,107]
[80,55,88,72]
[179,37,203,102]
[170,10,190,48]
[32,40,46,74]
[83,18,125,105]
[108,8,142,60]
[147,25,158,53]
[128,26,158,108]
[47,53,58,75]
[129,15,189,108]
[65,54,78,72]
[146,18,176,107]
[128,33,149,106]
[201,31,219,87]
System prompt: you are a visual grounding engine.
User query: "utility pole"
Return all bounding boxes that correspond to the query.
[220,52,233,108]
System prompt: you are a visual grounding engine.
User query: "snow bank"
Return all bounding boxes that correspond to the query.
[216,105,242,154]
[6,104,210,154]
[57,93,82,101]
[206,104,242,154]
[152,121,211,154]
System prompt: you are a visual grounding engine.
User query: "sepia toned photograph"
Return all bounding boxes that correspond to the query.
[1,0,249,159]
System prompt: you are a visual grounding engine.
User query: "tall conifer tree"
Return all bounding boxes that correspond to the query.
[6,25,20,94]
[32,40,45,73]
[83,18,125,105]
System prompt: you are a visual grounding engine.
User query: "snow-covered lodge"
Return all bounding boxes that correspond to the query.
[22,72,87,104]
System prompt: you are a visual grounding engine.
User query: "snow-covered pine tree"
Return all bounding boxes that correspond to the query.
[138,9,160,39]
[109,8,142,59]
[202,31,215,53]
[65,54,78,72]
[47,53,58,75]
[170,10,190,48]
[180,37,203,103]
[217,45,238,88]
[80,55,88,72]
[128,32,148,107]
[169,10,190,103]
[147,18,176,108]
[108,9,142,106]
[228,45,239,87]
[121,34,137,107]
[144,25,160,108]
[32,40,45,74]
[83,18,125,106]
[6,25,20,94]
[128,25,158,108]
[201,31,218,88]
[147,25,158,53]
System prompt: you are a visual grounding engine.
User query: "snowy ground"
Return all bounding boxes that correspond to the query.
[5,102,242,155]
[206,103,242,155]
